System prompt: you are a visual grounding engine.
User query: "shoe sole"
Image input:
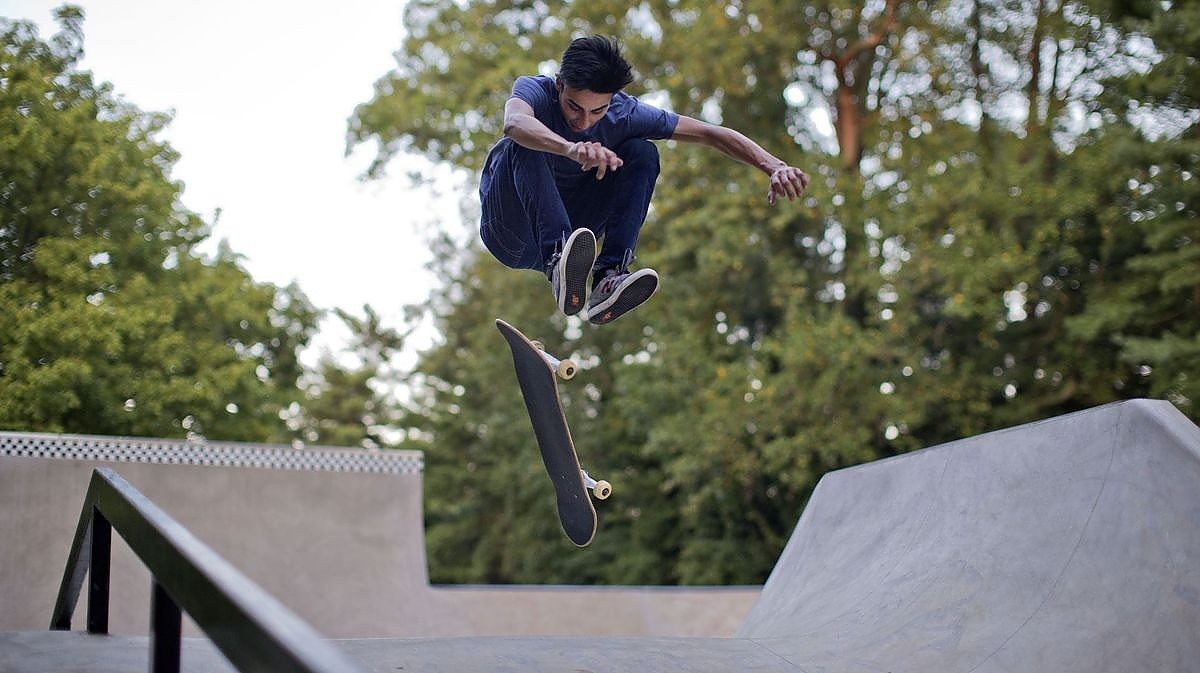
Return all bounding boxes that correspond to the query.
[586,270,659,325]
[558,229,596,316]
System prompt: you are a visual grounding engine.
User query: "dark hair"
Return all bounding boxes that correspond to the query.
[559,35,634,93]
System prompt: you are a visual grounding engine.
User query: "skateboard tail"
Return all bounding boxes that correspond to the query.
[558,496,595,547]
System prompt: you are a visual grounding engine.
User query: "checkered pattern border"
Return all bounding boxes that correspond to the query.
[0,431,423,475]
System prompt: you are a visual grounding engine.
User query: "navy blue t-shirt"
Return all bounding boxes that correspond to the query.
[484,75,679,186]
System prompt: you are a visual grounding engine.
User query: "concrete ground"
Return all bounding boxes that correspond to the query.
[2,631,795,673]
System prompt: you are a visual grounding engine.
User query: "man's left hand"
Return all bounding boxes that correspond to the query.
[767,166,809,205]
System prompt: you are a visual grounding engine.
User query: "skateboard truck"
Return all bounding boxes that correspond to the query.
[581,470,612,500]
[531,341,577,380]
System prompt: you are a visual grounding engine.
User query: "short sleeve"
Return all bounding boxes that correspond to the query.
[625,99,679,140]
[510,76,555,115]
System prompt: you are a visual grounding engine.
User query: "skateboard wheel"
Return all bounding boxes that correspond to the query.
[531,340,544,351]
[557,360,577,380]
[593,480,612,500]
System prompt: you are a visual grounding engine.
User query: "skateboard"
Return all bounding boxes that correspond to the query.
[495,318,611,547]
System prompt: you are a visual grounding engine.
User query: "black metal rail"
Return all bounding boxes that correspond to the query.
[50,467,367,673]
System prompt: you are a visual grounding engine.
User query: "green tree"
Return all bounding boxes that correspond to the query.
[1076,0,1200,408]
[352,0,1198,584]
[0,8,319,441]
[295,306,406,448]
[866,0,1199,429]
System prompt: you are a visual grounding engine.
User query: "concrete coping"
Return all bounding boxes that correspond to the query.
[0,431,423,475]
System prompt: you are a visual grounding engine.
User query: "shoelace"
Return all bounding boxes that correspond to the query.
[595,249,635,296]
[595,273,625,295]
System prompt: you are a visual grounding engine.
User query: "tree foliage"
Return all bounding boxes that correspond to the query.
[351,0,1196,585]
[294,306,407,449]
[0,9,320,441]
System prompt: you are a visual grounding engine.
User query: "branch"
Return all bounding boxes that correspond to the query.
[835,0,900,69]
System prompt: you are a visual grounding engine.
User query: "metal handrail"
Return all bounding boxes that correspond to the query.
[50,467,367,673]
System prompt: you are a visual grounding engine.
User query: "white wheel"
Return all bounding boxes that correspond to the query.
[557,359,577,380]
[593,480,612,500]
[531,340,544,351]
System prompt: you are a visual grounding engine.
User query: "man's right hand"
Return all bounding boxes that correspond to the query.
[567,141,623,180]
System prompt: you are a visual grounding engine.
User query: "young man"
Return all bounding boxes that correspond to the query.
[479,35,809,325]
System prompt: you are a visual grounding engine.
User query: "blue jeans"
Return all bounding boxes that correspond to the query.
[479,138,661,275]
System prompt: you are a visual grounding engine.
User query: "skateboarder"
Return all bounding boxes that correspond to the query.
[479,35,810,325]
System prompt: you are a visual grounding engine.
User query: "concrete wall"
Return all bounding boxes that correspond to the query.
[421,585,758,637]
[0,433,428,638]
[0,432,757,639]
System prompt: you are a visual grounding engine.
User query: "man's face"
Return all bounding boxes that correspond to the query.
[556,77,613,133]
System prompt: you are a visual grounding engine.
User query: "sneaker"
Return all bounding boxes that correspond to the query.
[585,268,659,325]
[548,228,596,316]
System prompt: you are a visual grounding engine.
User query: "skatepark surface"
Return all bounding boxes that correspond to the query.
[2,398,1198,672]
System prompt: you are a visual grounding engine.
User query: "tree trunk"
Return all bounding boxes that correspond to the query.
[827,0,900,175]
[1026,0,1047,139]
[834,75,863,173]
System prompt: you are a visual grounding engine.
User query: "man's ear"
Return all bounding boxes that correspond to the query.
[555,75,564,93]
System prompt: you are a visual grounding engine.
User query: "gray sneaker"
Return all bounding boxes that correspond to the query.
[585,268,659,325]
[548,228,596,316]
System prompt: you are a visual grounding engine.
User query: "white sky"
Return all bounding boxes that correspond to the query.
[4,1,470,366]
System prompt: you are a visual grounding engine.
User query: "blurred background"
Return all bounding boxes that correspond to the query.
[2,0,1196,586]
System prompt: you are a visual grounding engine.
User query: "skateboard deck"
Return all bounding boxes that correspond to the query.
[496,318,610,547]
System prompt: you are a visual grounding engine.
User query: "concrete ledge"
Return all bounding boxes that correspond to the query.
[0,431,423,473]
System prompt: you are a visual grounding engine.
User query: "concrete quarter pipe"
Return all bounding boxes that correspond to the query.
[738,397,1200,672]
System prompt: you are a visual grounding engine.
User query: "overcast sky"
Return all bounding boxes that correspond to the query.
[4,0,469,364]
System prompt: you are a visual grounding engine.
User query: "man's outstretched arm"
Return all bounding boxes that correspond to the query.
[502,97,622,179]
[671,115,809,205]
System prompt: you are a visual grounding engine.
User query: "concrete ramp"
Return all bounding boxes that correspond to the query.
[739,398,1200,672]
